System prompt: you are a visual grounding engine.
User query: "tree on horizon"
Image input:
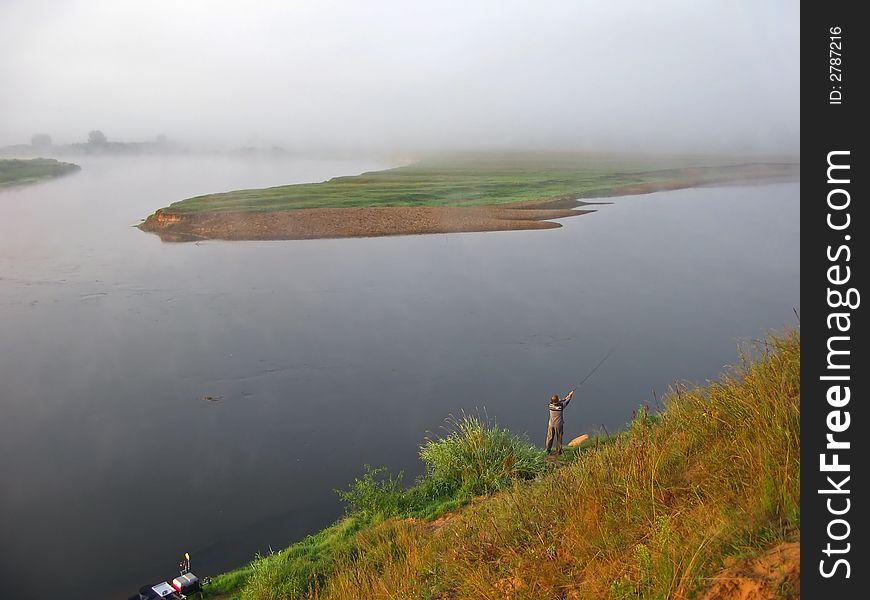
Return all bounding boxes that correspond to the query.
[88,130,108,145]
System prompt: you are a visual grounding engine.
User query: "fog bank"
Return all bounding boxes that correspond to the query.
[0,0,799,154]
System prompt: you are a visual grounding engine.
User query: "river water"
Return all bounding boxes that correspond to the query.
[0,156,799,599]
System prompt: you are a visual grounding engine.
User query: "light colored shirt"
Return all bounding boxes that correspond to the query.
[548,395,572,427]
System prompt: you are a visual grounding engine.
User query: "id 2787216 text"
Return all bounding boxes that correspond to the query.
[829,26,843,105]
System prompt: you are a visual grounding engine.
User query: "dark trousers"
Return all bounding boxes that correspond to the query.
[546,423,564,454]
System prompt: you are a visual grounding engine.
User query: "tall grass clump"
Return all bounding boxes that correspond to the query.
[336,466,409,520]
[337,415,546,520]
[419,413,547,496]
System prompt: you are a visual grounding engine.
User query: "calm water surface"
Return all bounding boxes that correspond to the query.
[0,156,799,599]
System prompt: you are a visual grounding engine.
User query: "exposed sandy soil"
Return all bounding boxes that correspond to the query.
[700,541,800,600]
[139,197,594,242]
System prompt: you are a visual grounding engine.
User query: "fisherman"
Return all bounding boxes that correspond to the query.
[546,389,575,455]
[179,552,190,574]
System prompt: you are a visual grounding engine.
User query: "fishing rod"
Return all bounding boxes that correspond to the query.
[573,345,617,389]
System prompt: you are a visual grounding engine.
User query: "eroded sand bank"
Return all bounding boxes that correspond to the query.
[140,198,594,242]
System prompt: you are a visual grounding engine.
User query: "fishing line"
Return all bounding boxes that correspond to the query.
[574,345,617,388]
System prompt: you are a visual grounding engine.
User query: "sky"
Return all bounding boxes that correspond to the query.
[0,0,799,153]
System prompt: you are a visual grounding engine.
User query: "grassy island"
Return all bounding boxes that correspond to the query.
[201,330,800,600]
[0,158,80,187]
[139,156,799,241]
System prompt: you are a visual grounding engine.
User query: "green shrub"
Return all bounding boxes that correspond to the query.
[336,415,545,522]
[419,413,546,496]
[336,466,407,518]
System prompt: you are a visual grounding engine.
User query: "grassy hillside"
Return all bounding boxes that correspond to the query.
[204,330,800,599]
[154,155,798,216]
[0,158,80,187]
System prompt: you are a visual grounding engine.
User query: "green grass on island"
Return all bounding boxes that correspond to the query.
[202,330,800,600]
[0,158,80,187]
[155,155,799,216]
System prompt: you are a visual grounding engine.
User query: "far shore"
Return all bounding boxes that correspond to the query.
[138,159,799,242]
[0,157,80,188]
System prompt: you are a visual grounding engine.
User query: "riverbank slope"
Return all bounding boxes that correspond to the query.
[202,330,800,599]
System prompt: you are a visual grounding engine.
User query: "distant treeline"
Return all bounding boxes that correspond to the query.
[0,130,183,157]
[0,130,355,159]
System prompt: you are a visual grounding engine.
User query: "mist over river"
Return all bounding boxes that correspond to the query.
[0,156,798,599]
